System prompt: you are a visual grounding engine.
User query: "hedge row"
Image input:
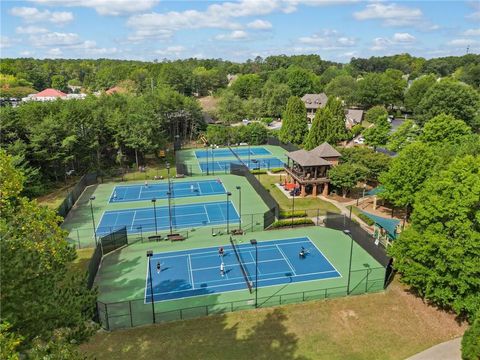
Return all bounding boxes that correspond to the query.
[279,210,308,219]
[270,218,314,229]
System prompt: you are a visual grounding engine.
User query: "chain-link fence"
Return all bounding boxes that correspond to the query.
[96,266,386,331]
[57,173,97,218]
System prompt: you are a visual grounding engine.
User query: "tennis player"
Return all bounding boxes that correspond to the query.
[220,262,225,276]
[156,261,161,274]
[218,247,224,257]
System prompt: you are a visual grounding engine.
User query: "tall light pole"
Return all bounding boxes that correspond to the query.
[146,250,156,323]
[167,191,173,235]
[291,187,295,228]
[248,143,251,168]
[236,186,242,231]
[206,147,209,175]
[250,239,258,308]
[89,196,97,245]
[166,162,171,194]
[343,229,354,295]
[211,144,215,175]
[226,191,232,233]
[151,198,158,235]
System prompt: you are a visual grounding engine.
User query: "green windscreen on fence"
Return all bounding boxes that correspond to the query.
[100,226,128,255]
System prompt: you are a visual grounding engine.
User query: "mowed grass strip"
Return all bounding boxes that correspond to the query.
[259,174,340,213]
[80,279,465,360]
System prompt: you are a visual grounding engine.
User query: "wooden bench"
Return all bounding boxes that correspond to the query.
[148,235,163,242]
[167,233,185,241]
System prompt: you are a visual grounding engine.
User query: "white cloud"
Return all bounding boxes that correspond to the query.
[371,37,393,51]
[393,32,415,43]
[447,38,478,47]
[20,50,34,56]
[155,46,186,56]
[127,29,173,42]
[16,25,49,34]
[0,36,13,49]
[126,0,356,41]
[215,30,249,41]
[30,32,82,47]
[463,28,480,36]
[30,0,159,16]
[46,48,62,58]
[11,7,73,25]
[354,3,422,26]
[298,29,356,50]
[247,19,272,30]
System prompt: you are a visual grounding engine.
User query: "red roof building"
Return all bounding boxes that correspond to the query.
[32,88,67,99]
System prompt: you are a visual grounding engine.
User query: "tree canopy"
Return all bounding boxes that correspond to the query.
[278,96,308,145]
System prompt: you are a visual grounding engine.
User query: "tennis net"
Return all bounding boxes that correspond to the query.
[227,145,248,168]
[229,236,253,293]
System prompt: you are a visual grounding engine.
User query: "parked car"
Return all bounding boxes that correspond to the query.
[354,136,365,145]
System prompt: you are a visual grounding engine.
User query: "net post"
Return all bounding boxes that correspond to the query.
[129,300,133,327]
[104,302,110,331]
[77,229,80,248]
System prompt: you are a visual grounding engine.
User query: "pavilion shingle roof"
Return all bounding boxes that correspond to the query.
[310,142,342,158]
[286,149,332,166]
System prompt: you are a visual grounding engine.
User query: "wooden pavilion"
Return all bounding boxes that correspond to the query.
[284,142,341,197]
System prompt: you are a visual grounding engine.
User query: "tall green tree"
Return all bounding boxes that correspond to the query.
[304,107,330,150]
[364,105,388,124]
[379,142,439,214]
[324,75,357,105]
[217,91,245,124]
[417,80,480,128]
[278,96,308,144]
[262,83,291,118]
[340,147,390,182]
[363,115,391,150]
[230,74,262,99]
[462,315,480,360]
[386,119,419,152]
[328,163,368,197]
[420,114,471,145]
[404,74,436,113]
[0,151,97,347]
[51,75,67,92]
[286,66,320,97]
[389,155,480,320]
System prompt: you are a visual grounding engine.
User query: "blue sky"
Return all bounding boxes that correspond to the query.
[1,0,479,62]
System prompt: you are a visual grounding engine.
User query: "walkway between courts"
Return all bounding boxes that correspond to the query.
[406,337,462,360]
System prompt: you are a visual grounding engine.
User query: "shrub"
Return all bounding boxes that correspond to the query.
[251,169,267,175]
[357,212,375,226]
[261,117,273,126]
[279,210,308,219]
[462,317,480,360]
[270,218,314,228]
[269,167,285,173]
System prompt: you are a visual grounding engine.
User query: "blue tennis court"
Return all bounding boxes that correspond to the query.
[199,157,285,173]
[97,201,239,235]
[109,179,226,203]
[195,146,271,159]
[144,237,341,303]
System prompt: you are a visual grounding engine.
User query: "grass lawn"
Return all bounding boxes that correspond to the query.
[70,248,95,273]
[259,174,340,214]
[36,179,79,209]
[80,278,465,360]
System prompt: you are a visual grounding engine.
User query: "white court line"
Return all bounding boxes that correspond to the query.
[150,238,317,259]
[187,255,195,290]
[147,269,340,297]
[275,244,297,276]
[203,205,211,223]
[192,257,286,271]
[130,210,138,231]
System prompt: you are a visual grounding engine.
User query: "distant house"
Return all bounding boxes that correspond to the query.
[105,86,127,95]
[23,88,67,102]
[345,109,364,129]
[22,88,87,102]
[301,93,328,121]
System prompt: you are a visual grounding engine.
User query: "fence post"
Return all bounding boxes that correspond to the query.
[129,300,133,327]
[180,309,183,320]
[231,302,234,312]
[205,305,209,316]
[77,230,81,248]
[316,209,320,226]
[324,288,327,299]
[104,302,110,331]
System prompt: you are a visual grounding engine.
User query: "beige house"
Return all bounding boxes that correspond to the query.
[301,93,328,120]
[345,109,364,129]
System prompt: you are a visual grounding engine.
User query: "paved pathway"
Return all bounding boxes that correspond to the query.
[406,337,462,360]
